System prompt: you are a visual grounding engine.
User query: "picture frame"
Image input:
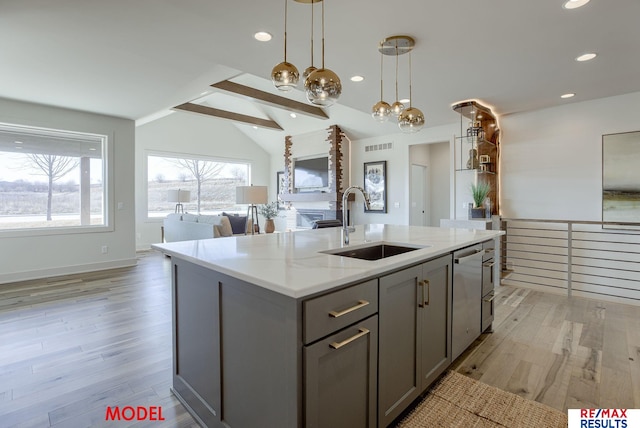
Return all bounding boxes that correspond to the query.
[276,170,285,210]
[602,131,640,229]
[364,161,387,213]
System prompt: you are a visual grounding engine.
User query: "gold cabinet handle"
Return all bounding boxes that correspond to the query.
[418,280,430,307]
[329,328,370,350]
[328,300,369,318]
[424,279,430,306]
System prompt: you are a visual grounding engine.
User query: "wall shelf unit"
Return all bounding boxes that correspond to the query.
[453,101,500,217]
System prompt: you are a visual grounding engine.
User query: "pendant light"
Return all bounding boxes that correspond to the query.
[398,51,425,133]
[390,45,405,119]
[304,0,342,106]
[302,1,317,81]
[371,49,391,122]
[271,0,299,91]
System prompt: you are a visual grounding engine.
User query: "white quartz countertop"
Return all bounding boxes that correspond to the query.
[152,224,504,299]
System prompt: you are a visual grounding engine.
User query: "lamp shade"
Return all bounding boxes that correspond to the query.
[167,189,191,203]
[236,186,268,204]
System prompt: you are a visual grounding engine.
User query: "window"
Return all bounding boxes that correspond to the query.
[0,122,107,232]
[147,153,249,218]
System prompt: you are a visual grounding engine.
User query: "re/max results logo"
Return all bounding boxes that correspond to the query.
[568,409,640,428]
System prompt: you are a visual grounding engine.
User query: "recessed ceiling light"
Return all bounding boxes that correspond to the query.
[563,0,590,10]
[561,93,575,99]
[399,98,410,104]
[576,52,597,62]
[254,32,272,42]
[350,75,364,82]
[289,113,297,118]
[252,126,258,129]
[14,141,23,144]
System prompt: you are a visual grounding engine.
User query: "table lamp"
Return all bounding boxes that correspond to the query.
[236,185,268,234]
[167,189,191,213]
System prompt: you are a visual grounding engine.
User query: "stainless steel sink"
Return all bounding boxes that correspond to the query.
[321,243,426,261]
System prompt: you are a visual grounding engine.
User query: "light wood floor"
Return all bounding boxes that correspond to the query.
[453,283,640,412]
[1,251,638,427]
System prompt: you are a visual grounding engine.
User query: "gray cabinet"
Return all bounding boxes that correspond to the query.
[378,254,453,427]
[303,278,378,428]
[171,258,300,428]
[304,315,378,428]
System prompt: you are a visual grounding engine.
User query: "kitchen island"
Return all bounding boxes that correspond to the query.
[153,224,503,428]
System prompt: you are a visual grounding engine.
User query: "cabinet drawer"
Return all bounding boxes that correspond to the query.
[303,279,378,344]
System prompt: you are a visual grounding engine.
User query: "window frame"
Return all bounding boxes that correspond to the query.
[0,122,112,238]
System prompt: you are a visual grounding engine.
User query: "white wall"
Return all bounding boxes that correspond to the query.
[135,111,271,248]
[350,123,458,226]
[500,91,640,221]
[0,98,136,284]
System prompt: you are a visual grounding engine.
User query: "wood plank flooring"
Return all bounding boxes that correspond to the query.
[453,284,640,413]
[0,251,198,428]
[1,251,639,427]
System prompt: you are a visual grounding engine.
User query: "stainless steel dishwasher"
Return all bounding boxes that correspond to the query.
[452,243,483,360]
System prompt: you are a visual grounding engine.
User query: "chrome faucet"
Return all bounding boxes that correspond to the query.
[342,186,371,245]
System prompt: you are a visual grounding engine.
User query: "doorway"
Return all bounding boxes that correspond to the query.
[410,164,428,226]
[409,142,450,227]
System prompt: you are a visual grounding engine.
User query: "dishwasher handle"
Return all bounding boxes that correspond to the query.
[454,249,484,264]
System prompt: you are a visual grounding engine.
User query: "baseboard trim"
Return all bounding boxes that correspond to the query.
[0,258,138,285]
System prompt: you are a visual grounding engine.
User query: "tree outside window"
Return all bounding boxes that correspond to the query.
[147,154,249,217]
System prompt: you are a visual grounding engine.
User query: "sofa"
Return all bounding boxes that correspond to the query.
[163,212,249,243]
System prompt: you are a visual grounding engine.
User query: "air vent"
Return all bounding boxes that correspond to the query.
[365,142,393,152]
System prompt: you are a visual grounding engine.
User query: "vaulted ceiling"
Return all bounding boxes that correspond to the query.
[1,0,639,152]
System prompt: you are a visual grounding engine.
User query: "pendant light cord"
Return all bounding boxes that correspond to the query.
[284,0,288,61]
[379,50,384,101]
[321,0,325,69]
[395,43,399,102]
[310,1,314,66]
[408,52,413,108]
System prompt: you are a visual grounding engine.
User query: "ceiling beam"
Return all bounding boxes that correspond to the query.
[211,80,329,120]
[173,103,283,131]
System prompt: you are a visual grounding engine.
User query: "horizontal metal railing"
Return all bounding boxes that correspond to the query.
[501,218,640,305]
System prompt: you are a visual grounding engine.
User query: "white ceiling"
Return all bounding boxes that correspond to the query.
[1,0,639,153]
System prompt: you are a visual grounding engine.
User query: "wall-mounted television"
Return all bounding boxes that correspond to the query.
[294,157,329,189]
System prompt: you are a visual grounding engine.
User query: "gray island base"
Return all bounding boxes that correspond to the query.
[153,224,503,427]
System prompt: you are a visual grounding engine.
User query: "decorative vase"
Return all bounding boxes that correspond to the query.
[265,218,275,234]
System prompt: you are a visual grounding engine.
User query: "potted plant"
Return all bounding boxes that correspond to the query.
[258,202,280,233]
[470,181,491,218]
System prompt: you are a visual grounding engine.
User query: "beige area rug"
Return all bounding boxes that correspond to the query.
[397,371,568,427]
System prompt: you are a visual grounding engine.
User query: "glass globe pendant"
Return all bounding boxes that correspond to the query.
[305,68,341,106]
[372,100,392,122]
[304,0,341,106]
[390,101,405,118]
[272,62,299,91]
[398,107,425,133]
[271,0,299,91]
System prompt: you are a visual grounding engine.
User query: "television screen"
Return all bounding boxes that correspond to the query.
[294,157,329,189]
